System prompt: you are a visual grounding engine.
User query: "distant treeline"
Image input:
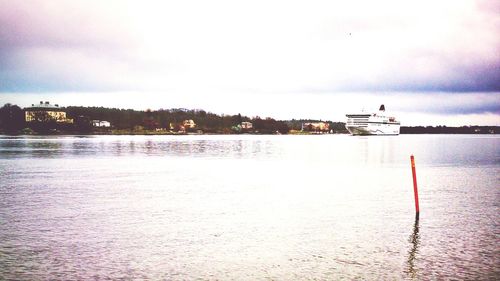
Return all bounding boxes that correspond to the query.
[64,106,349,133]
[285,119,348,133]
[66,106,295,134]
[0,103,293,134]
[401,126,499,134]
[0,103,498,135]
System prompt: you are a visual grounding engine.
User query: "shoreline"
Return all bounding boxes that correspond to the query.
[0,131,498,136]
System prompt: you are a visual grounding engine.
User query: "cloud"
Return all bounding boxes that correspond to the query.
[0,0,134,49]
[0,0,499,93]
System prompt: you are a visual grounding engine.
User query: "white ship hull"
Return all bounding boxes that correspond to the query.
[345,123,400,135]
[345,105,400,136]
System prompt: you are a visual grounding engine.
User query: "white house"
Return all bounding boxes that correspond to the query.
[183,119,196,129]
[241,121,253,129]
[92,120,111,127]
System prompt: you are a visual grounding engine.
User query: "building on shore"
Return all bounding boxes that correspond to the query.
[241,121,253,129]
[169,120,195,133]
[183,119,196,129]
[301,122,329,132]
[24,101,73,123]
[92,120,111,127]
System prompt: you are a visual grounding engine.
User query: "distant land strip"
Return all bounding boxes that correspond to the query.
[0,103,498,135]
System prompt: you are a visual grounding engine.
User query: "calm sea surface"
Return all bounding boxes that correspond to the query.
[0,134,498,280]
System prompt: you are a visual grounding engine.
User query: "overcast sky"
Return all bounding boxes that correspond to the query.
[0,0,499,125]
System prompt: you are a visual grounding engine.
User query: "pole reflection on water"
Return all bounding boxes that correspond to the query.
[407,215,420,279]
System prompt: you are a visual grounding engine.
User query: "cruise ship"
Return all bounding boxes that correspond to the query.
[345,105,400,135]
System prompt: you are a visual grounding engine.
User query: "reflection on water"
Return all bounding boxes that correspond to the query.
[407,215,420,279]
[0,136,285,162]
[1,135,498,167]
[0,134,498,279]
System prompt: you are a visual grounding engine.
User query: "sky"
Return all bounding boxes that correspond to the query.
[0,0,499,126]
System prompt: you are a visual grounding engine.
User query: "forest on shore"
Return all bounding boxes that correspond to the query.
[0,103,497,135]
[0,103,347,134]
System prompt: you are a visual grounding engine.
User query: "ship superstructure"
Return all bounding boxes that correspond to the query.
[345,105,400,135]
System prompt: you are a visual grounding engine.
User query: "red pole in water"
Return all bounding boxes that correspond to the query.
[410,155,420,215]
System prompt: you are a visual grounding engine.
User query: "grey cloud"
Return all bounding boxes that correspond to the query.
[0,0,499,94]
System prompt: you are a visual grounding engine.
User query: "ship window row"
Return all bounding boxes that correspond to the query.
[347,119,369,122]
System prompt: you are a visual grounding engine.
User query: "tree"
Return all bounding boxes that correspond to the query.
[0,103,25,133]
[252,116,289,134]
[143,109,159,130]
[74,115,92,133]
[236,113,242,125]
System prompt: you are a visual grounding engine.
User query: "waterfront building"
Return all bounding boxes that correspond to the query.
[92,120,111,127]
[301,122,329,132]
[241,121,253,129]
[183,119,196,129]
[24,101,73,123]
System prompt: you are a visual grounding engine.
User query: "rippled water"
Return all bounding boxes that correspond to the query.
[0,135,498,280]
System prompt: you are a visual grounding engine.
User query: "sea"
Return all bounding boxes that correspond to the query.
[0,134,498,280]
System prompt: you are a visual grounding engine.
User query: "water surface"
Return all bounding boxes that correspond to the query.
[0,135,498,279]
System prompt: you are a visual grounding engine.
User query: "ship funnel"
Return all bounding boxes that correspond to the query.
[379,104,385,111]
